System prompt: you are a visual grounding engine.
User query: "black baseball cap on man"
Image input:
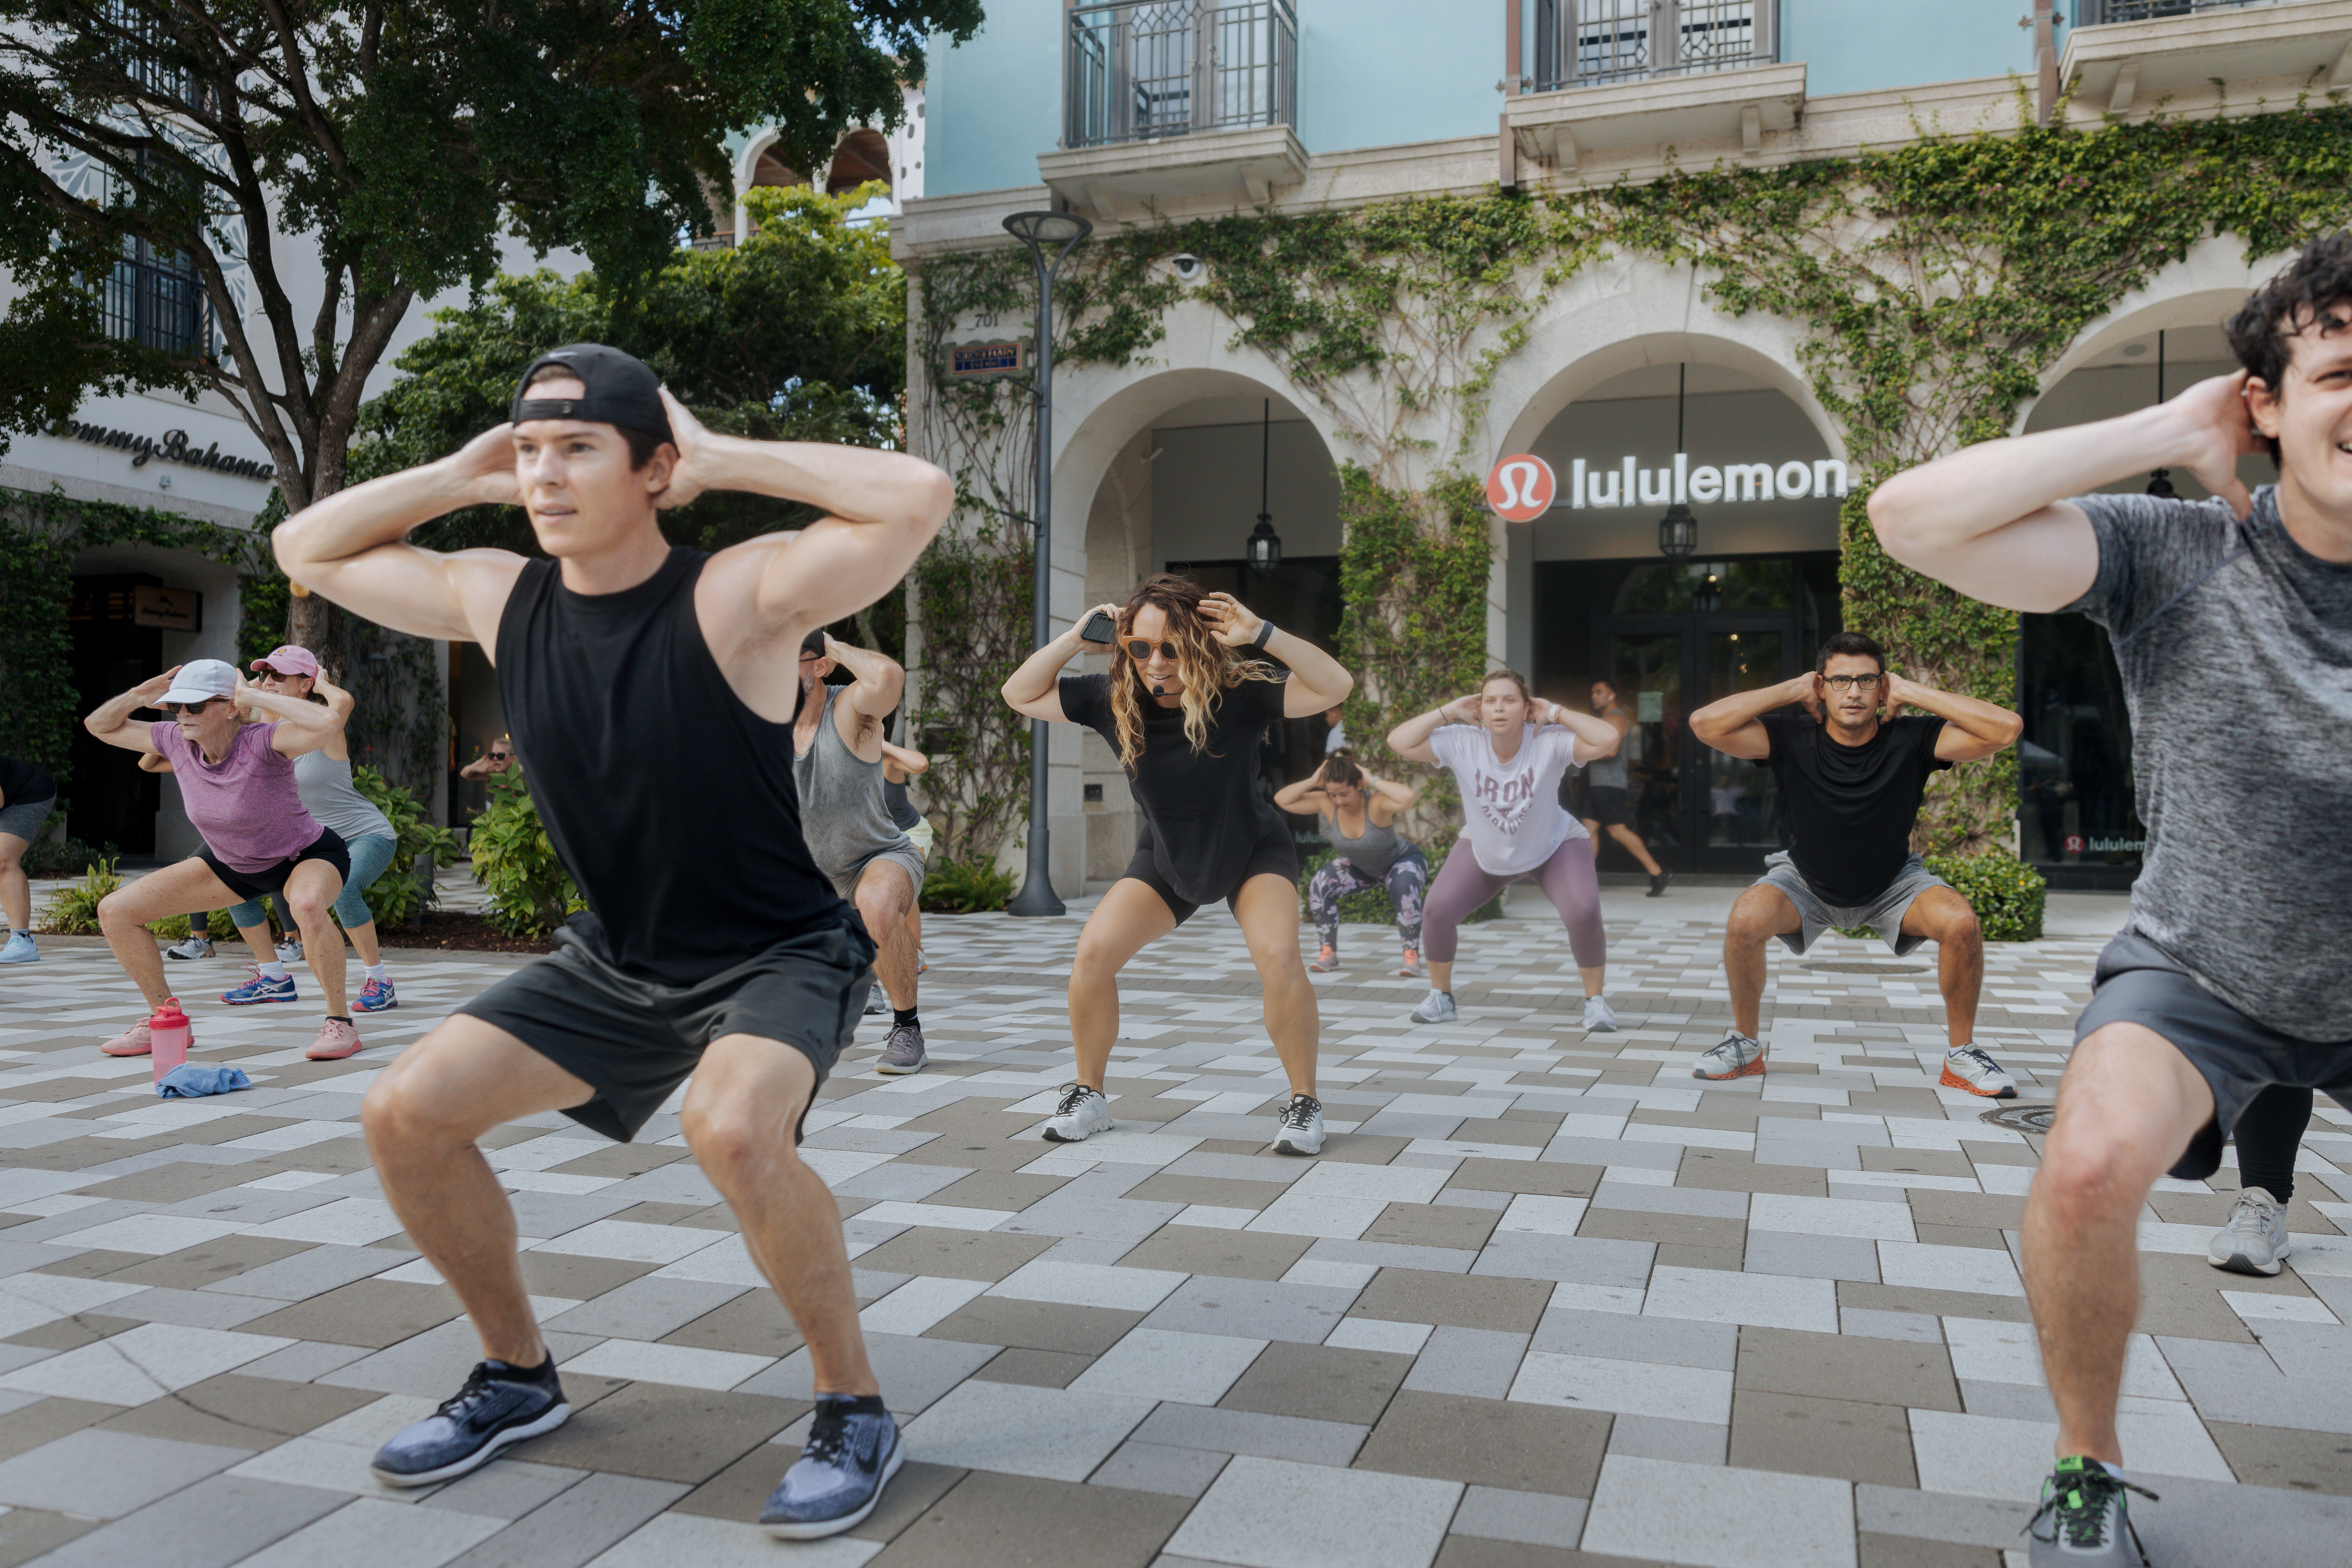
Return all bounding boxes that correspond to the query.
[510,344,674,443]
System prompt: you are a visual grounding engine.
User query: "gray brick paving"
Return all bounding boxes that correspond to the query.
[1,887,2346,1564]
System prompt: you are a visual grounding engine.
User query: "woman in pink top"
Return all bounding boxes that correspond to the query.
[82,658,361,1060]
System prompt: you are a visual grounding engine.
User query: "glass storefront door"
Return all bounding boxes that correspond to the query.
[1607,632,1685,863]
[1702,629,1782,852]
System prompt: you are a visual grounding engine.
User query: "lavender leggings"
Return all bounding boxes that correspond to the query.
[1421,835,1605,969]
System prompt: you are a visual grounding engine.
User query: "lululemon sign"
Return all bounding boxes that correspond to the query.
[1485,454,1556,522]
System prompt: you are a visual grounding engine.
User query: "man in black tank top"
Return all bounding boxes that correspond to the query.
[274,343,951,1538]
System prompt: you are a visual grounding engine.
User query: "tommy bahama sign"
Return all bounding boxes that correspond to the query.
[1485,452,1851,519]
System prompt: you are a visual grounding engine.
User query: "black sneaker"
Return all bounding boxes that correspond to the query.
[370,1358,570,1487]
[761,1394,904,1539]
[2026,1456,2156,1567]
[1647,869,1673,897]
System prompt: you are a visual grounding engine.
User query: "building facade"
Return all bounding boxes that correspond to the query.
[899,0,2339,895]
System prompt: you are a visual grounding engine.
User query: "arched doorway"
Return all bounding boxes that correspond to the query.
[1519,357,1846,875]
[825,130,893,197]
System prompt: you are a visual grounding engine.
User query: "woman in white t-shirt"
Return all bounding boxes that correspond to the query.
[1388,669,1625,1032]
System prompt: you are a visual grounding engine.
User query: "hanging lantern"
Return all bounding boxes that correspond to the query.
[1246,398,1282,569]
[1657,363,1698,559]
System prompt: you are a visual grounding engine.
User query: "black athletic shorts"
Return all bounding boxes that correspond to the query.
[1124,820,1300,926]
[456,915,876,1143]
[201,827,349,903]
[2074,931,2352,1181]
[1584,785,1633,829]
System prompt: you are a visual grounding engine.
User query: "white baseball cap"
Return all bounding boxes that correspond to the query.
[156,659,239,706]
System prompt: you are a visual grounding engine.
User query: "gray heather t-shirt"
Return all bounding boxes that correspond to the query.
[2066,485,2352,1041]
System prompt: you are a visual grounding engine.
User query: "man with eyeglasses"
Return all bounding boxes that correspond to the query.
[792,628,927,1074]
[1686,630,2025,1098]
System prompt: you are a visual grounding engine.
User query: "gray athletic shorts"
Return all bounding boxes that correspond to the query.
[1758,850,1948,958]
[2075,931,2352,1181]
[825,838,927,908]
[456,917,875,1143]
[0,796,54,842]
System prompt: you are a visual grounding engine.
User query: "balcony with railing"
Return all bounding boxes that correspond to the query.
[1532,0,1775,92]
[1041,1,1306,219]
[1507,1,1800,174]
[2062,0,2352,116]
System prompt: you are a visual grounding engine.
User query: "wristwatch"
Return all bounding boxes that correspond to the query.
[1252,619,1275,650]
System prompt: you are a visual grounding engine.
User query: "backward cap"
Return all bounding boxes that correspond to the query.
[510,343,673,443]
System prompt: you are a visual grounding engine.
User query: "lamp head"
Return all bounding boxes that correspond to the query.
[1247,515,1282,570]
[1003,210,1093,248]
[1658,503,1699,560]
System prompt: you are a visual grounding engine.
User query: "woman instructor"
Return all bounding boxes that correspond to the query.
[1002,575,1353,1156]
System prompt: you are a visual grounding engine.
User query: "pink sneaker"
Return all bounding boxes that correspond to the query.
[100,1021,155,1057]
[306,1017,363,1061]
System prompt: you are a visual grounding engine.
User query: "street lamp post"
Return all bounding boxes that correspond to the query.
[1002,209,1092,918]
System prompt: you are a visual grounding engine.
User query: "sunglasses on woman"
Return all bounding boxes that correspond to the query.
[162,698,222,715]
[1124,639,1179,662]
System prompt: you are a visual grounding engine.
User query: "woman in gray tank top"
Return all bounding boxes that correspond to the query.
[1274,752,1429,976]
[163,645,406,1028]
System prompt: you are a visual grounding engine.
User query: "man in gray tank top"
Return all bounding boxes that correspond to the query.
[793,631,927,1074]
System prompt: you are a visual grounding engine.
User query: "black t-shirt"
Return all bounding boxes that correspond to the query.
[1758,713,1952,906]
[0,756,56,807]
[1061,671,1289,905]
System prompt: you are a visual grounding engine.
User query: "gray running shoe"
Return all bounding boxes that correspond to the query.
[1692,1032,1766,1080]
[1273,1093,1324,1156]
[2026,1456,2155,1567]
[1582,995,1618,1033]
[1409,989,1457,1024]
[164,934,212,960]
[276,936,302,962]
[876,1022,925,1076]
[861,983,890,1017]
[2207,1186,2289,1276]
[1041,1083,1114,1142]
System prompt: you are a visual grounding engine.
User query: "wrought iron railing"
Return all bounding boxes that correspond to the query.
[104,244,208,355]
[1065,0,1297,149]
[1532,0,1775,92]
[2075,0,2274,22]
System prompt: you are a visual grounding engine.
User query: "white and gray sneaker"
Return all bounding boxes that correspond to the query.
[276,936,303,962]
[875,1023,925,1076]
[1582,995,1618,1033]
[1409,989,1457,1024]
[1692,1032,1766,1081]
[1041,1083,1114,1143]
[862,983,890,1017]
[1939,1044,2017,1098]
[2207,1186,2289,1276]
[1273,1093,1325,1156]
[165,934,213,960]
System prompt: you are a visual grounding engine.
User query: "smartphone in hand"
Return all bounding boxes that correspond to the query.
[1079,609,1118,645]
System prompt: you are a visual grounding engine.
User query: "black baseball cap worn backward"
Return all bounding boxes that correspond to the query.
[511,344,674,443]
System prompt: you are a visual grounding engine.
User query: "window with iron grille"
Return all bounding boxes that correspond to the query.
[2075,0,2272,22]
[1066,0,1297,149]
[104,238,208,355]
[1533,0,1775,92]
[104,0,198,108]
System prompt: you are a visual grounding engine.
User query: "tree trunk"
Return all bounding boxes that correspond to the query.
[287,588,335,661]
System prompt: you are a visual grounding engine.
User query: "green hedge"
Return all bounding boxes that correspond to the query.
[469,776,582,937]
[1926,849,2047,943]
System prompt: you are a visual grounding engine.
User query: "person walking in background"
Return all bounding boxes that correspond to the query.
[1275,754,1426,978]
[1581,678,1671,896]
[1387,672,1624,1033]
[0,755,56,965]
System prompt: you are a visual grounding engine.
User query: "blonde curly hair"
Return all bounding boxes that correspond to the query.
[1106,574,1282,769]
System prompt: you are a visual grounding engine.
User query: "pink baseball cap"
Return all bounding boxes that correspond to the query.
[251,645,320,679]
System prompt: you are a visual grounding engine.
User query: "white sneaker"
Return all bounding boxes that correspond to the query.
[275,936,303,962]
[165,934,213,960]
[861,983,890,1017]
[1692,1032,1766,1080]
[1041,1083,1114,1143]
[1273,1094,1325,1156]
[2208,1187,2289,1277]
[1939,1044,2017,1099]
[0,932,37,965]
[1582,995,1617,1033]
[1409,989,1457,1024]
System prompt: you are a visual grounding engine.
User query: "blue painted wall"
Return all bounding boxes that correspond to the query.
[924,1,2041,199]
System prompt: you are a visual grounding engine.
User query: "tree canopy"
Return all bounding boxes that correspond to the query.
[0,0,981,510]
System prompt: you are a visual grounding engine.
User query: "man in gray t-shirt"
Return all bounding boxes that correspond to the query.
[1867,235,2352,1563]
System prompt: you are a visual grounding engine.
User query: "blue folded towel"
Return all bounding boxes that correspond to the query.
[157,1063,251,1099]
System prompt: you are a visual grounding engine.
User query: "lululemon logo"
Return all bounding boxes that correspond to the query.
[1485,454,1556,523]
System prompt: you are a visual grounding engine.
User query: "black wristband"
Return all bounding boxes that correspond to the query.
[1252,619,1275,650]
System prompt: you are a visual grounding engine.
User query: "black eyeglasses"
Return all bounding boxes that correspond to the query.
[1822,674,1882,692]
[1124,639,1178,662]
[162,698,222,715]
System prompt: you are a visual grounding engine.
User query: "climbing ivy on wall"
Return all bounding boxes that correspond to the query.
[912,95,2352,859]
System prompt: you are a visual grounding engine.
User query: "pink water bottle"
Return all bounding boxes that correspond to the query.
[148,998,191,1082]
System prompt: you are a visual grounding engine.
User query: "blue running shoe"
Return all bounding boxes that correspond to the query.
[0,932,37,965]
[371,1359,569,1487]
[221,968,297,1005]
[352,975,397,1013]
[760,1395,903,1539]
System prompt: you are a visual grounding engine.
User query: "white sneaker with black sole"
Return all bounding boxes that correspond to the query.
[165,934,213,960]
[1041,1083,1114,1142]
[2207,1187,2289,1276]
[1273,1093,1324,1156]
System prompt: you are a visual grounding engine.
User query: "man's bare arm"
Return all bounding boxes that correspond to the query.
[271,423,531,645]
[1867,372,2259,612]
[825,637,906,721]
[1689,674,1815,761]
[1883,674,2024,763]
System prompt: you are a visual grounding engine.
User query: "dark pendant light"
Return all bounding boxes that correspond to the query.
[1658,363,1698,559]
[1246,398,1282,569]
[1692,569,1723,615]
[2147,330,2177,498]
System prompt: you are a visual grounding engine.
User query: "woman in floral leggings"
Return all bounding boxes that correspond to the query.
[1276,754,1427,977]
